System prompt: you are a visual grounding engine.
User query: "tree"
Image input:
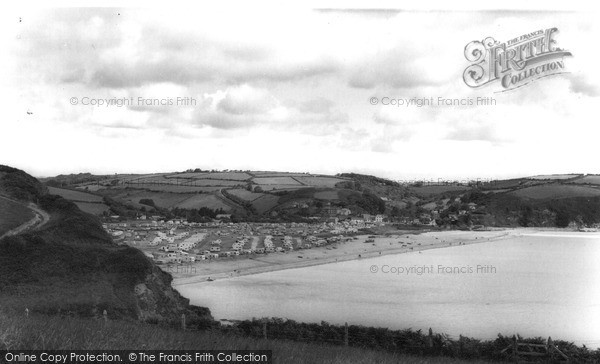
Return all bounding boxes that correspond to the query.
[555,209,570,227]
[139,198,156,207]
[518,206,533,227]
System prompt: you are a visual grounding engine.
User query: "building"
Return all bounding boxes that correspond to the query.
[337,208,351,216]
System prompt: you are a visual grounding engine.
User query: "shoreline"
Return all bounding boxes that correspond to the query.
[172,228,525,286]
[171,227,600,350]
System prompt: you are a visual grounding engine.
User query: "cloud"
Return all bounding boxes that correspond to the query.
[92,120,145,130]
[566,73,599,97]
[89,60,215,89]
[17,10,340,89]
[189,85,348,133]
[348,56,441,89]
[445,122,499,142]
[217,85,279,115]
[314,8,402,17]
[5,8,600,180]
[227,59,339,84]
[296,97,334,113]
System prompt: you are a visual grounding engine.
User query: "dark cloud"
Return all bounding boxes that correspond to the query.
[90,61,215,88]
[17,10,340,89]
[189,86,348,133]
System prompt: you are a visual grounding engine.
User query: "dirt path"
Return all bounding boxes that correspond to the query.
[0,195,50,239]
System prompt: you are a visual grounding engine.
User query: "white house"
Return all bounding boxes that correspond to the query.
[375,214,386,223]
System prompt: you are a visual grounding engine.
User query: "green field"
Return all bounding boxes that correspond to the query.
[251,195,281,214]
[251,172,309,176]
[114,184,223,193]
[482,189,512,194]
[0,198,34,236]
[127,178,243,187]
[75,184,105,192]
[571,175,600,185]
[167,172,252,180]
[258,185,310,192]
[227,188,266,202]
[510,184,600,200]
[48,187,104,202]
[115,191,194,209]
[175,194,233,211]
[73,202,110,215]
[481,179,527,190]
[314,190,340,200]
[527,174,582,180]
[294,176,348,187]
[47,187,111,215]
[253,176,302,185]
[410,185,471,197]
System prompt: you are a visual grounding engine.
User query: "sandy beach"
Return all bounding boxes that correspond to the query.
[171,228,523,286]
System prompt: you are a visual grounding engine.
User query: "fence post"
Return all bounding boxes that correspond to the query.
[181,313,186,331]
[427,328,433,349]
[344,322,349,346]
[262,321,267,340]
[103,310,108,325]
[512,335,518,362]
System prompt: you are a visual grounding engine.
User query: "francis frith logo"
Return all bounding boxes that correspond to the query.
[463,28,572,91]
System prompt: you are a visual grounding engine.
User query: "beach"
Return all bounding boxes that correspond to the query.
[172,228,520,286]
[176,229,600,348]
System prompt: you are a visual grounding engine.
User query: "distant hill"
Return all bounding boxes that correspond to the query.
[0,165,214,327]
[40,170,600,228]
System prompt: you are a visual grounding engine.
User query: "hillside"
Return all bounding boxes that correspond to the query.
[0,165,48,201]
[0,165,214,327]
[0,197,34,237]
[39,170,600,228]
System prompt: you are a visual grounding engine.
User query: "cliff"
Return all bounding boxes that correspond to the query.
[0,165,214,328]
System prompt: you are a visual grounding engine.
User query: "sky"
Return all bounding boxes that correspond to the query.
[1,3,599,180]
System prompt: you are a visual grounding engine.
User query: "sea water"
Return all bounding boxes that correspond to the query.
[178,232,600,347]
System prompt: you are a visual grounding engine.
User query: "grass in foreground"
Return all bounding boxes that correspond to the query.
[0,198,34,236]
[0,313,503,364]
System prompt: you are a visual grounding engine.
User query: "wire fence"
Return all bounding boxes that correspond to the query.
[19,308,599,362]
[217,319,594,362]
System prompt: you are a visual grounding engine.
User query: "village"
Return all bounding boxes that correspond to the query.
[102,213,391,268]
